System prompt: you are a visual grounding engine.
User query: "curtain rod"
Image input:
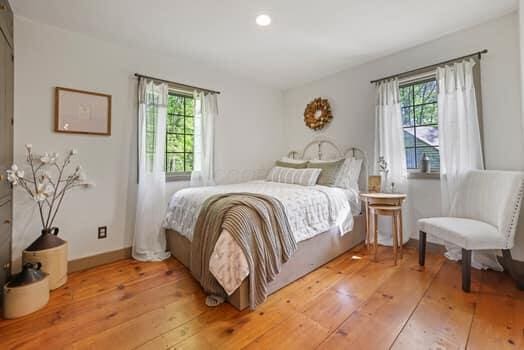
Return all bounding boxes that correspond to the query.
[370,49,488,84]
[134,73,221,94]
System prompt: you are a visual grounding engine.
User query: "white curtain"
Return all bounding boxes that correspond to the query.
[133,79,171,261]
[190,91,218,187]
[438,59,484,214]
[374,78,408,245]
[437,60,494,269]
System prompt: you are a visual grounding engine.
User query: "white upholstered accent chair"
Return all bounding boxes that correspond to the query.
[418,170,524,292]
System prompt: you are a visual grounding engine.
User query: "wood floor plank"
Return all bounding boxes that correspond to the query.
[262,266,346,312]
[467,293,524,349]
[170,299,300,350]
[464,267,524,349]
[391,260,480,350]
[71,293,208,349]
[302,251,391,332]
[319,247,445,350]
[0,269,195,349]
[136,305,241,350]
[243,312,330,350]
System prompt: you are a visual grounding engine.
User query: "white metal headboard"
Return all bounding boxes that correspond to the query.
[287,138,368,191]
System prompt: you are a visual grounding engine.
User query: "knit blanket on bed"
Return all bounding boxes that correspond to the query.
[190,192,297,309]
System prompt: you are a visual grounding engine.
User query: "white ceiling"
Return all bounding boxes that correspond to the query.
[10,0,518,90]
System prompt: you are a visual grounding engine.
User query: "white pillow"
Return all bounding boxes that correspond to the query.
[335,158,363,190]
[267,166,322,186]
[280,156,308,165]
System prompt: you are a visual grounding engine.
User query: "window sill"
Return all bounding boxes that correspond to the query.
[166,173,191,182]
[408,172,440,180]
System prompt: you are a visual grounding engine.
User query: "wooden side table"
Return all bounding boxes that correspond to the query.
[360,193,407,264]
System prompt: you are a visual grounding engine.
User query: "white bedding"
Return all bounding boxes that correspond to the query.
[163,180,360,294]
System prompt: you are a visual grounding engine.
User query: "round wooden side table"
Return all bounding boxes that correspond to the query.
[360,193,407,265]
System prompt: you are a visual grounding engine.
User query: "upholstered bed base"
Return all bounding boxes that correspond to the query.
[165,214,366,310]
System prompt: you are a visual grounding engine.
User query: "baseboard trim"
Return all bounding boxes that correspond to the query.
[68,247,132,273]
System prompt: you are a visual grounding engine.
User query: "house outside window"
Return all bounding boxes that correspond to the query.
[400,78,440,172]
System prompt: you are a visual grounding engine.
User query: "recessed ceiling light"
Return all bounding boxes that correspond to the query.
[256,14,271,27]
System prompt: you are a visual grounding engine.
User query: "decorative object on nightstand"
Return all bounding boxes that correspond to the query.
[368,175,381,193]
[377,156,389,192]
[361,192,407,265]
[5,144,94,290]
[3,262,49,319]
[420,153,431,173]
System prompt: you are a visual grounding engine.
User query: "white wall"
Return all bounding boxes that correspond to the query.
[284,13,524,257]
[12,16,285,269]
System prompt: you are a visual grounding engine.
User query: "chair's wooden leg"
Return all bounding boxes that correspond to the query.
[392,214,398,266]
[399,211,403,259]
[462,249,472,293]
[419,231,426,266]
[373,211,378,262]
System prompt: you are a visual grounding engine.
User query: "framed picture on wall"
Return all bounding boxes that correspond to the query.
[55,87,112,135]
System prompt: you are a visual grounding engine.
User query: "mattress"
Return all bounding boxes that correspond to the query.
[163,180,361,294]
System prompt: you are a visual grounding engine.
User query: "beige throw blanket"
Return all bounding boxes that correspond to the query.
[190,193,297,309]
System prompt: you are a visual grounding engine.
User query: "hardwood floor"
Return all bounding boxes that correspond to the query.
[1,242,523,349]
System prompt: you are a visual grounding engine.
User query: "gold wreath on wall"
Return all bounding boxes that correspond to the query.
[304,97,333,130]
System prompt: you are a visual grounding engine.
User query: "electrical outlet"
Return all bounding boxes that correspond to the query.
[98,226,107,239]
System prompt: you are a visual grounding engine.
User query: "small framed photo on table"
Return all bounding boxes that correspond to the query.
[55,87,112,136]
[368,175,382,193]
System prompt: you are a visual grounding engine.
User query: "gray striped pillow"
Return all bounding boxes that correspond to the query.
[267,166,321,186]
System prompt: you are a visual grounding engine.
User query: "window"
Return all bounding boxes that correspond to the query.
[400,78,440,172]
[166,92,194,176]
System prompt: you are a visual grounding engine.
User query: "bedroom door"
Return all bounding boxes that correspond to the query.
[0,0,14,291]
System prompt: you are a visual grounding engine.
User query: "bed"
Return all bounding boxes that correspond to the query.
[163,139,368,310]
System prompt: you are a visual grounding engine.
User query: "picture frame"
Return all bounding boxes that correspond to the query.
[368,175,382,193]
[54,87,112,136]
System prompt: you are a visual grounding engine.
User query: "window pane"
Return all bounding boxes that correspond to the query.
[166,153,185,173]
[416,146,440,171]
[400,85,413,107]
[402,107,414,127]
[172,95,184,114]
[185,153,194,171]
[405,148,416,169]
[166,114,175,134]
[172,115,184,133]
[414,126,439,147]
[185,117,194,134]
[415,103,437,125]
[414,80,437,105]
[166,153,184,173]
[403,127,415,147]
[167,95,175,115]
[185,97,194,116]
[166,134,184,152]
[185,134,194,153]
[165,153,174,173]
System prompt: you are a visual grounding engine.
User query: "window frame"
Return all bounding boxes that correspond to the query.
[399,74,441,178]
[165,90,194,182]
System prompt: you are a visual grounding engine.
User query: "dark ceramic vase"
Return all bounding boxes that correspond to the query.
[25,227,66,252]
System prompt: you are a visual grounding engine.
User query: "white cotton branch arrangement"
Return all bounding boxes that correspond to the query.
[377,156,389,176]
[5,144,94,230]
